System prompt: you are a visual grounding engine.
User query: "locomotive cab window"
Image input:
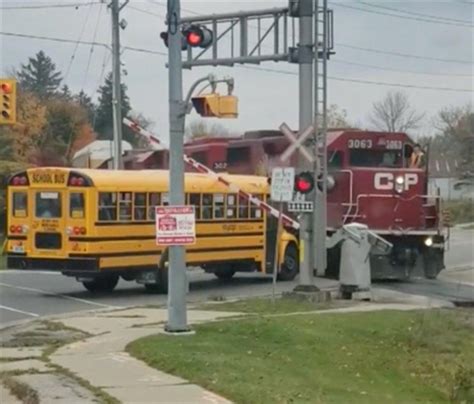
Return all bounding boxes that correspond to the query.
[350,149,402,168]
[328,151,343,169]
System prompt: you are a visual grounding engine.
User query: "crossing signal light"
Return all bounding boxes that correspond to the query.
[184,25,213,48]
[160,32,189,50]
[0,79,17,125]
[294,171,314,194]
[191,93,238,119]
[160,25,213,50]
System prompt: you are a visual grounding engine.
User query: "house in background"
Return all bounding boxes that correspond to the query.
[428,151,473,200]
[72,140,133,169]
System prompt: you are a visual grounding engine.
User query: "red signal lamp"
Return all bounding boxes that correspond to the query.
[294,171,314,194]
[186,31,202,46]
[184,25,213,48]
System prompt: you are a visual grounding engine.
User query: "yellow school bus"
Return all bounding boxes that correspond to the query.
[5,167,299,293]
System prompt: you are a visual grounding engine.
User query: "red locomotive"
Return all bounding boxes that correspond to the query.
[178,129,446,280]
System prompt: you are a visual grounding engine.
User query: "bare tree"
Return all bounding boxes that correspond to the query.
[327,104,351,128]
[433,104,473,177]
[185,120,229,140]
[369,91,425,132]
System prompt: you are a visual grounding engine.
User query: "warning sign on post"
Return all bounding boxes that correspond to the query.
[155,206,196,246]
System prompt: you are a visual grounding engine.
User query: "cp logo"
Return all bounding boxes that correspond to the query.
[374,173,418,191]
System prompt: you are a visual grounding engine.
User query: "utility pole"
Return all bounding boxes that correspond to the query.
[110,0,127,170]
[314,0,330,276]
[166,0,189,332]
[294,0,317,291]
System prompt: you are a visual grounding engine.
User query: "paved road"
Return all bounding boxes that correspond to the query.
[1,228,472,328]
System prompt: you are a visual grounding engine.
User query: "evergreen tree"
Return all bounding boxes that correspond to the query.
[17,51,62,98]
[94,72,136,144]
[75,90,96,124]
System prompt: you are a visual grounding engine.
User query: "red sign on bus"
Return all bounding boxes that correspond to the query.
[155,205,196,246]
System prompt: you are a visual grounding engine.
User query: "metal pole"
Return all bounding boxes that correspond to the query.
[111,0,124,170]
[314,0,328,276]
[166,0,189,332]
[295,0,317,291]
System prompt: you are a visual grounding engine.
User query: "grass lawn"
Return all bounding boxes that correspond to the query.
[128,301,474,404]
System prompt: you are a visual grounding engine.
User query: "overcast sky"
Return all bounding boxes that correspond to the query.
[1,0,473,140]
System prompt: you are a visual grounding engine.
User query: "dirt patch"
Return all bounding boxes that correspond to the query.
[1,321,88,349]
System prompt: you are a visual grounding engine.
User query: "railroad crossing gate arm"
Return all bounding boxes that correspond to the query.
[367,232,393,255]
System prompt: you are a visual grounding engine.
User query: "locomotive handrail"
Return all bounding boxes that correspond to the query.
[347,193,447,236]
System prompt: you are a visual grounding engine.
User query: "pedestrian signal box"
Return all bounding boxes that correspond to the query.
[0,78,17,125]
[191,93,238,119]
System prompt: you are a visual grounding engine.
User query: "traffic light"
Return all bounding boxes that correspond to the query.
[294,171,314,194]
[191,93,238,119]
[160,25,213,50]
[0,79,17,125]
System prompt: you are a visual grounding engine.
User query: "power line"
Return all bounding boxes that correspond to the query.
[332,58,472,77]
[1,31,470,93]
[331,2,473,28]
[238,64,472,93]
[0,2,101,10]
[338,43,472,65]
[82,2,104,90]
[357,1,474,25]
[0,31,110,49]
[64,1,95,81]
[128,4,165,19]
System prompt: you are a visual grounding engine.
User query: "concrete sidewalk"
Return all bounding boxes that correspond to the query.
[1,286,454,404]
[51,308,239,404]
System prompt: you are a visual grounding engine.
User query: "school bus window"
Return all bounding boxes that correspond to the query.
[238,195,249,219]
[13,192,27,217]
[250,196,263,219]
[70,192,85,219]
[98,192,117,221]
[36,192,61,218]
[148,193,160,220]
[119,192,132,221]
[134,193,147,221]
[214,194,225,218]
[189,193,201,219]
[226,194,237,218]
[162,193,169,206]
[202,193,213,219]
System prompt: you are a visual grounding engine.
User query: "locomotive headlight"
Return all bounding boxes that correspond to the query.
[395,176,404,193]
[424,237,433,247]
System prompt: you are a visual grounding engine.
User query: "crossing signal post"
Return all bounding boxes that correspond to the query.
[0,79,17,125]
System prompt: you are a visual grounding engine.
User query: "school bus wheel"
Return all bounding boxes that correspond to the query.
[213,265,236,280]
[277,243,299,281]
[82,274,119,293]
[144,249,169,294]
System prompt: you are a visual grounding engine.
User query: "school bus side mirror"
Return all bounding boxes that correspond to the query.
[191,93,238,119]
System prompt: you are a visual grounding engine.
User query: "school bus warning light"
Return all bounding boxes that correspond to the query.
[0,78,17,125]
[191,93,238,119]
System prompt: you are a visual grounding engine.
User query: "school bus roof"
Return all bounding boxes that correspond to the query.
[25,167,269,193]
